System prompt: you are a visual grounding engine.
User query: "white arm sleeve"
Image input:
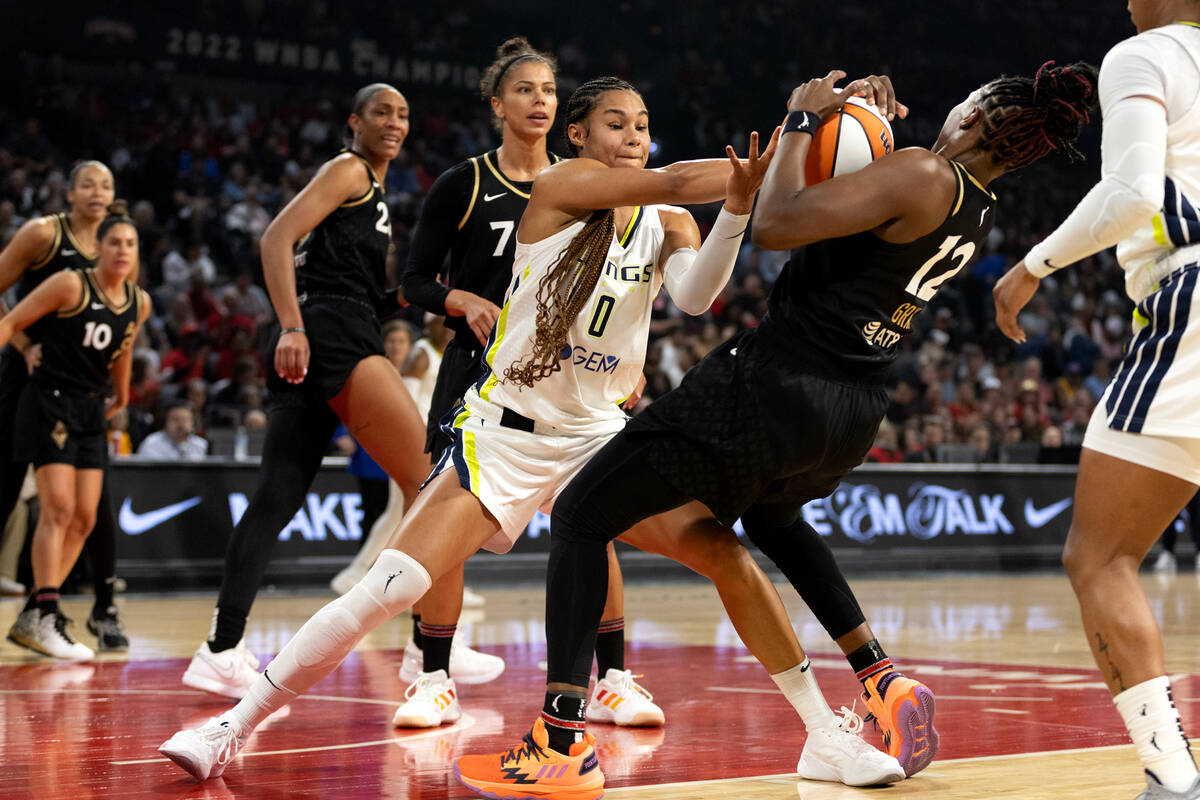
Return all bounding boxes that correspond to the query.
[663,208,749,315]
[1024,39,1171,277]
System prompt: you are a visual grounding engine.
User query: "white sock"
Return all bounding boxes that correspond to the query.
[771,657,837,730]
[224,549,432,737]
[1115,676,1198,793]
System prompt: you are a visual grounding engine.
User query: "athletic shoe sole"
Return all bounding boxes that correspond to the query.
[454,763,605,800]
[158,745,209,781]
[892,685,939,777]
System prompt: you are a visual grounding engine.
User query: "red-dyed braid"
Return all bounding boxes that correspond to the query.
[978,60,1100,171]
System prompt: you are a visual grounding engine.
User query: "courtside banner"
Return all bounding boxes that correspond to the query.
[110,461,1080,581]
[111,459,363,566]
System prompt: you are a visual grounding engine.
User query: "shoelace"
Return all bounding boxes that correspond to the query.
[403,674,448,701]
[501,732,548,766]
[51,613,80,645]
[610,669,654,701]
[833,701,866,736]
[200,721,240,766]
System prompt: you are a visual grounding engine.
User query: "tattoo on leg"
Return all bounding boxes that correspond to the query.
[1095,632,1126,692]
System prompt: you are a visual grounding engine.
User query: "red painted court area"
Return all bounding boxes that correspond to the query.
[2,642,1181,798]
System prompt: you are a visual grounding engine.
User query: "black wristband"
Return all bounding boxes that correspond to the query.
[782,110,822,136]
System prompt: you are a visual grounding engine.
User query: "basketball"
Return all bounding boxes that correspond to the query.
[805,96,895,185]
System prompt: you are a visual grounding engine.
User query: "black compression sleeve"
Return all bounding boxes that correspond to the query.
[401,162,473,315]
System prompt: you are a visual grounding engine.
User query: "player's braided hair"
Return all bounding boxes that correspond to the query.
[480,37,558,131]
[503,77,637,388]
[977,61,1099,171]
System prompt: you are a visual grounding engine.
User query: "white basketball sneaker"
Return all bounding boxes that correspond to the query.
[398,637,505,685]
[182,642,260,699]
[24,611,95,661]
[797,705,906,786]
[585,668,666,727]
[392,669,462,728]
[159,716,245,781]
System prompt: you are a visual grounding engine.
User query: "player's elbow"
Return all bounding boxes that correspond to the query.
[674,295,713,317]
[751,213,794,251]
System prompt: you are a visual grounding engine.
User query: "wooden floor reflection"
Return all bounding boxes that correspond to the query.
[3,572,1199,799]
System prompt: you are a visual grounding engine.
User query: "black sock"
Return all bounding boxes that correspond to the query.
[91,578,116,620]
[208,606,248,653]
[22,592,38,613]
[595,618,624,677]
[88,480,118,620]
[33,587,60,617]
[541,690,587,753]
[847,639,893,684]
[418,621,455,674]
[411,613,423,650]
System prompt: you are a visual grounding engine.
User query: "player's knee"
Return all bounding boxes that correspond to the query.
[550,497,613,544]
[679,527,749,580]
[68,509,96,541]
[39,495,76,532]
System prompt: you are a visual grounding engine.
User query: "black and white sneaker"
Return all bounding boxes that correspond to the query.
[87,612,130,651]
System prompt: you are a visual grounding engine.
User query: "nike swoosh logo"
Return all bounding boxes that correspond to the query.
[119,496,202,534]
[384,571,402,593]
[62,249,77,256]
[979,208,987,226]
[483,192,507,202]
[91,303,106,310]
[1024,497,1072,528]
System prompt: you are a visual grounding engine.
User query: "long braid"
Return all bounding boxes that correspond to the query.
[977,61,1099,171]
[503,76,637,388]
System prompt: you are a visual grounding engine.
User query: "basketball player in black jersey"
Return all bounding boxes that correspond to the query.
[397,37,645,712]
[0,162,132,654]
[456,63,1098,796]
[0,206,150,660]
[176,83,429,700]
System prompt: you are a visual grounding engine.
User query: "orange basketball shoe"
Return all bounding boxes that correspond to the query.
[862,670,939,777]
[454,717,605,800]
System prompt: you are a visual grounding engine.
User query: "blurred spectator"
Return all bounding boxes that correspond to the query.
[866,420,903,463]
[136,401,209,460]
[107,407,133,457]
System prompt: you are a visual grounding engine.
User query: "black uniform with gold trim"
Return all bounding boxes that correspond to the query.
[267,150,391,405]
[14,269,142,469]
[0,213,98,452]
[623,159,997,524]
[401,149,561,457]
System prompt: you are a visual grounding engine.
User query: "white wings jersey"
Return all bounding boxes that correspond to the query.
[465,205,670,436]
[1111,24,1200,295]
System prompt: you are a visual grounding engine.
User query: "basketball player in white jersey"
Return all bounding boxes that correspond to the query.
[160,76,903,789]
[995,4,1200,798]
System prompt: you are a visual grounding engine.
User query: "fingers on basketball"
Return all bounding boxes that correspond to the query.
[805,98,895,185]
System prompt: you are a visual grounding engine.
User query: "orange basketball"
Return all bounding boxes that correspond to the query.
[805,96,894,185]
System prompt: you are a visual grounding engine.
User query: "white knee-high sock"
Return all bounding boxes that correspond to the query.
[772,657,837,730]
[225,549,431,736]
[1115,676,1198,793]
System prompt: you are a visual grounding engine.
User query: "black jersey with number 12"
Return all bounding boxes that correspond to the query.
[763,160,995,382]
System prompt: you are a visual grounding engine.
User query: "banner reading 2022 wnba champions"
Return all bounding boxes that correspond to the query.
[110,461,1081,586]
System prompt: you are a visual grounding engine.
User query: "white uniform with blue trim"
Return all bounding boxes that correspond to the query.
[431,206,670,552]
[1072,23,1200,481]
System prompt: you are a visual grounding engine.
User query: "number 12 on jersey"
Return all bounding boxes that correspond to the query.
[904,234,976,302]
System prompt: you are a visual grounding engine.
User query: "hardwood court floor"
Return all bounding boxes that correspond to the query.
[3,572,1199,799]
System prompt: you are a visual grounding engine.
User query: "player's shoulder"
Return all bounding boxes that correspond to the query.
[1105,27,1184,65]
[427,156,480,196]
[15,213,62,245]
[654,204,696,230]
